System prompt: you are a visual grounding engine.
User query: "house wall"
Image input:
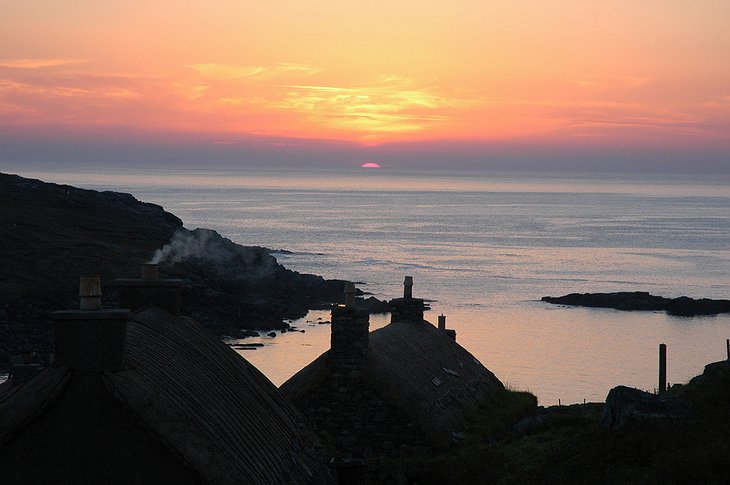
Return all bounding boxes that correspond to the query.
[291,360,436,484]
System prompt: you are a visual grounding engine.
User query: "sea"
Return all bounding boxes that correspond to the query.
[6,165,730,405]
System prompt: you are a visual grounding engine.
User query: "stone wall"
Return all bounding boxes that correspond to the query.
[330,306,369,366]
[389,298,425,324]
[294,364,433,484]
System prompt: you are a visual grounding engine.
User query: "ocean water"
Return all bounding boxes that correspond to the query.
[11,166,730,405]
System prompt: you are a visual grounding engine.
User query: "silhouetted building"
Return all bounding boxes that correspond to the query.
[0,275,332,485]
[281,278,503,482]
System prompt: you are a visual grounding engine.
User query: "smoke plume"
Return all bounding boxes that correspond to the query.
[150,228,278,280]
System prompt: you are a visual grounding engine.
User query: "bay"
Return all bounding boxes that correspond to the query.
[13,166,730,405]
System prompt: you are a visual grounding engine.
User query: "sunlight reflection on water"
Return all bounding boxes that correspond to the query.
[237,305,730,406]
[236,312,390,387]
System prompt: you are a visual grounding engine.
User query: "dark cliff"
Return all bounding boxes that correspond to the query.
[0,173,182,307]
[0,173,352,358]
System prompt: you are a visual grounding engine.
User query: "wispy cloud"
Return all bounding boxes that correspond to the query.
[574,115,702,128]
[0,58,89,69]
[1,54,726,148]
[270,77,463,135]
[0,69,161,128]
[174,83,210,100]
[188,70,464,138]
[533,99,721,141]
[566,76,652,91]
[700,95,730,108]
[188,62,321,80]
[0,79,139,99]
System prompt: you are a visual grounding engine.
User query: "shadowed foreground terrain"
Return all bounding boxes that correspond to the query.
[0,172,376,359]
[416,360,730,485]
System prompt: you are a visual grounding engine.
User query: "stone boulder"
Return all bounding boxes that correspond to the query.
[602,386,692,428]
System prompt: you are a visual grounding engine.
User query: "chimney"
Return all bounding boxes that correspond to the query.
[403,276,413,299]
[330,282,369,368]
[437,314,457,341]
[390,276,425,323]
[115,263,185,314]
[51,275,130,372]
[79,274,102,310]
[142,262,160,281]
[344,281,356,308]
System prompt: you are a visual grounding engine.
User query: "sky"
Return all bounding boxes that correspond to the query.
[1,1,729,172]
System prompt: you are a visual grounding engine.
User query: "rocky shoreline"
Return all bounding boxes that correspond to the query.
[0,172,389,359]
[542,291,730,316]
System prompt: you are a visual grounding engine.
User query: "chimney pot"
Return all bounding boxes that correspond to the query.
[344,282,356,308]
[79,275,102,310]
[142,263,160,281]
[53,274,130,371]
[438,314,446,331]
[403,276,413,299]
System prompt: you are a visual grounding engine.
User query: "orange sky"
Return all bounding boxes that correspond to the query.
[1,1,729,153]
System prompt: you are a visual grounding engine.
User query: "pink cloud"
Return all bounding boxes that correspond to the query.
[0,58,89,69]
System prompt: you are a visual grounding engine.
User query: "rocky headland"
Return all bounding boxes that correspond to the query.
[542,291,730,316]
[0,172,387,360]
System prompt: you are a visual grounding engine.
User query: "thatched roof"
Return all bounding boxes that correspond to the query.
[0,307,331,485]
[0,366,70,439]
[282,318,504,438]
[369,320,503,431]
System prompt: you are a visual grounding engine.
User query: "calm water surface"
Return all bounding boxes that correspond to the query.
[12,166,730,404]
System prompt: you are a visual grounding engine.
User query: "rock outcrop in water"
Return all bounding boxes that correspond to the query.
[542,292,730,316]
[0,172,383,359]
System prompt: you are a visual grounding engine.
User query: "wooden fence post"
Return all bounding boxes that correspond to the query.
[659,343,667,394]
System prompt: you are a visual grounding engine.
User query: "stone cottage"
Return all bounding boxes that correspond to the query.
[0,271,332,485]
[281,277,504,481]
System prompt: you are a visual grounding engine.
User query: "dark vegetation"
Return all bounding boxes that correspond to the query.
[412,361,730,485]
[543,292,730,316]
[0,172,384,360]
